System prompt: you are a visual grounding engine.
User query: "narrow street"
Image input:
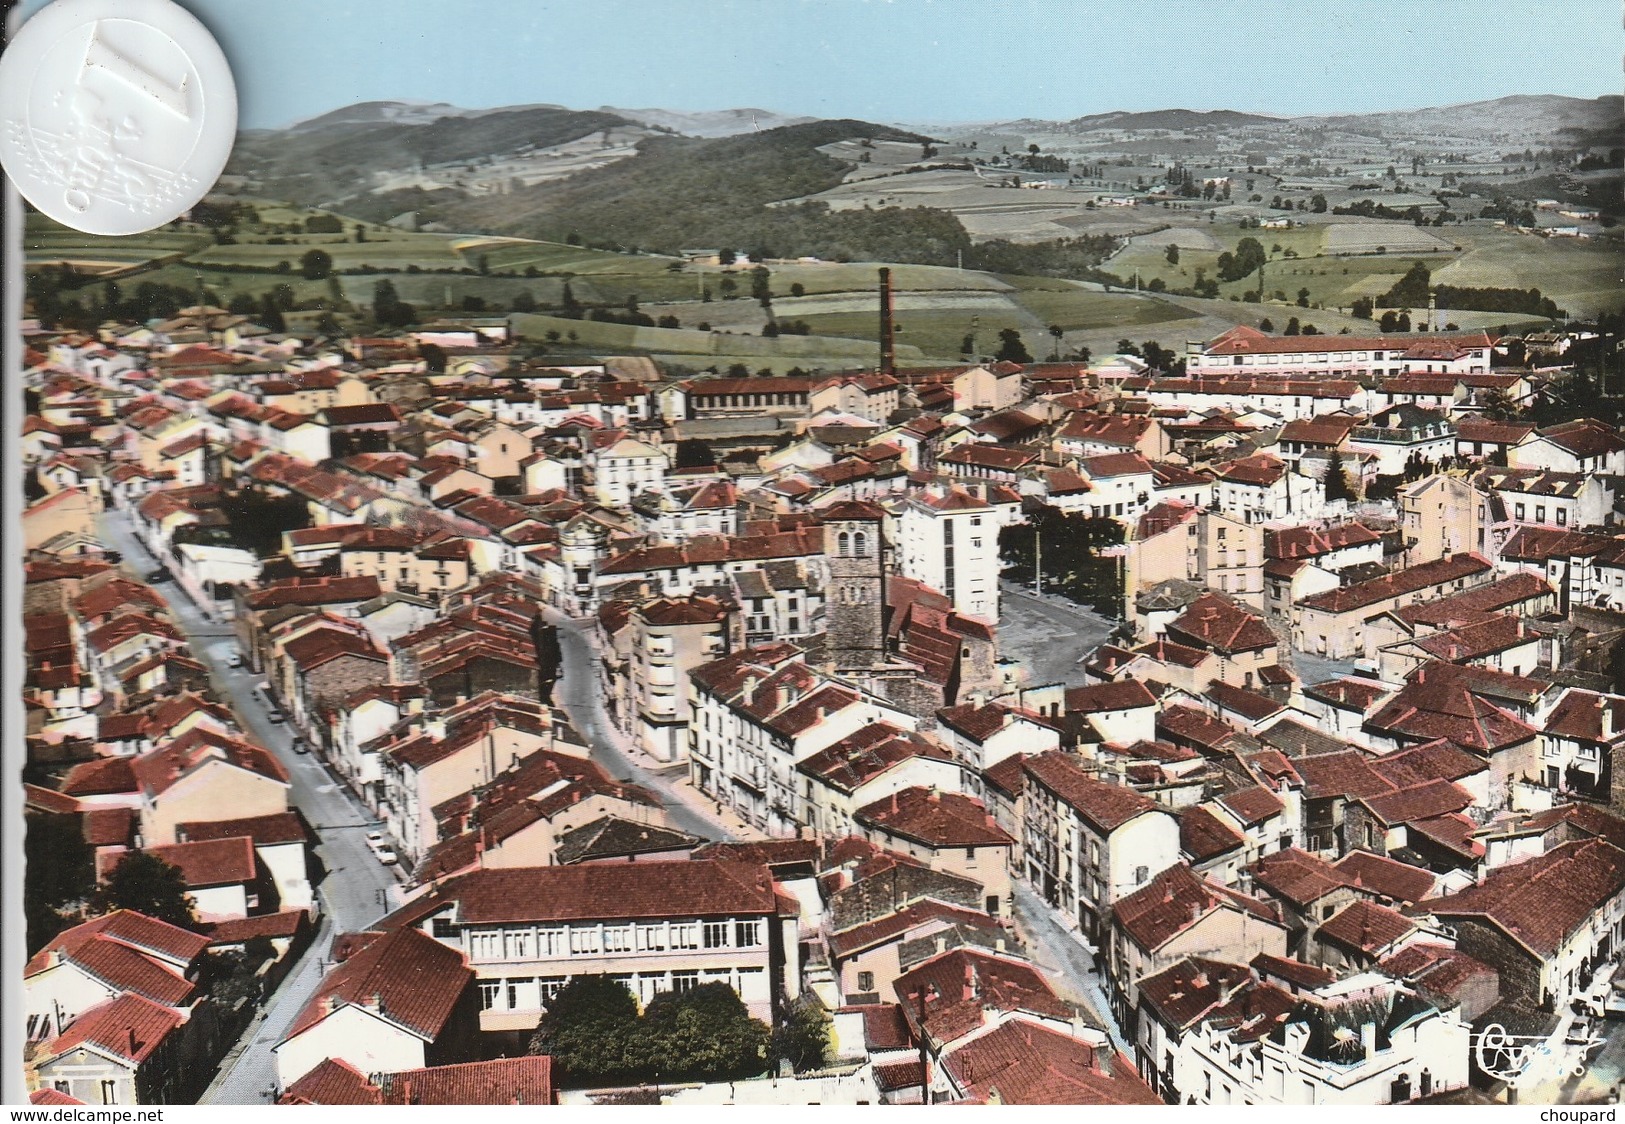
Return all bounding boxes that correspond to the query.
[1011,881,1126,1053]
[99,511,746,1098]
[542,605,743,844]
[97,511,400,1103]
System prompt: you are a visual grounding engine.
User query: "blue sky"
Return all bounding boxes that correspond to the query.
[17,0,1622,129]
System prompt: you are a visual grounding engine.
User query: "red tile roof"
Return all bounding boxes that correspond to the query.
[1180,805,1245,862]
[1297,553,1492,614]
[828,899,1000,958]
[377,1057,555,1105]
[1064,679,1158,714]
[279,1059,384,1105]
[42,993,184,1065]
[857,787,1013,848]
[177,811,308,846]
[1023,752,1163,834]
[1317,899,1417,956]
[1166,593,1277,655]
[1250,848,1350,907]
[283,926,472,1042]
[1113,863,1282,953]
[942,1019,1161,1105]
[893,948,1071,1048]
[109,837,257,889]
[1334,851,1437,904]
[387,859,786,927]
[1423,838,1625,958]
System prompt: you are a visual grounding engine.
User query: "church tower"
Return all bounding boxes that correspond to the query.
[821,501,888,668]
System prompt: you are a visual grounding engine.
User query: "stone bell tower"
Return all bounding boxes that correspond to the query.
[820,501,887,668]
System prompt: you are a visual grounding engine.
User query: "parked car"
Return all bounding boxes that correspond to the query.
[291,738,309,755]
[366,830,385,847]
[104,550,122,563]
[1604,991,1625,1020]
[1566,1016,1599,1046]
[374,846,398,865]
[145,567,172,583]
[266,707,286,723]
[227,652,244,669]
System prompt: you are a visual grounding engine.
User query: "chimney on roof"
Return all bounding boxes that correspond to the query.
[963,962,975,1002]
[1361,1020,1377,1062]
[935,935,947,955]
[1604,697,1615,742]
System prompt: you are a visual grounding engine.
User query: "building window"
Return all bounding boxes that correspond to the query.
[857,971,875,992]
[604,925,634,953]
[470,929,503,960]
[637,924,667,951]
[703,921,730,948]
[569,927,601,955]
[734,919,762,947]
[672,970,700,993]
[539,977,567,1002]
[478,980,503,1009]
[671,923,700,950]
[1135,865,1149,885]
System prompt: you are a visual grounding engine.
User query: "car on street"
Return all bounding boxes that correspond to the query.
[104,550,121,563]
[1568,1016,1601,1046]
[266,706,286,723]
[227,652,244,668]
[291,738,309,755]
[374,846,398,865]
[145,567,172,583]
[366,831,385,846]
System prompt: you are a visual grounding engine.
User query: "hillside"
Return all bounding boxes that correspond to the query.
[601,106,819,137]
[348,119,979,264]
[1065,108,1282,132]
[1306,94,1622,142]
[227,105,638,206]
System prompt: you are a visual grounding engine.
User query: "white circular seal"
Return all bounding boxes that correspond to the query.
[0,0,236,236]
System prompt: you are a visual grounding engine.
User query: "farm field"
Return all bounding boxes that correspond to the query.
[507,311,923,364]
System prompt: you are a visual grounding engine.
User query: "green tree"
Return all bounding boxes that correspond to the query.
[750,265,772,303]
[718,276,739,300]
[772,993,830,1073]
[560,281,582,319]
[1165,244,1180,266]
[299,249,333,281]
[1285,317,1301,336]
[95,851,197,930]
[1324,448,1355,503]
[1259,318,1275,332]
[1297,288,1311,308]
[25,813,95,952]
[994,328,1032,364]
[1048,324,1064,360]
[512,290,538,314]
[717,249,737,266]
[642,983,770,1082]
[1310,193,1328,213]
[528,975,646,1086]
[790,282,805,298]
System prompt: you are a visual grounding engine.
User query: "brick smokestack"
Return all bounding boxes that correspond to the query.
[878,268,896,377]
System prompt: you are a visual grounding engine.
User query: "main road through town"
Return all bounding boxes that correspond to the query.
[96,512,737,1100]
[97,510,399,1103]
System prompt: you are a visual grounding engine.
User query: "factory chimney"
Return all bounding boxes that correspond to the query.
[878,268,896,377]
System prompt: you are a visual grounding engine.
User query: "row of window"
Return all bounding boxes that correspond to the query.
[477,966,769,1011]
[459,919,764,961]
